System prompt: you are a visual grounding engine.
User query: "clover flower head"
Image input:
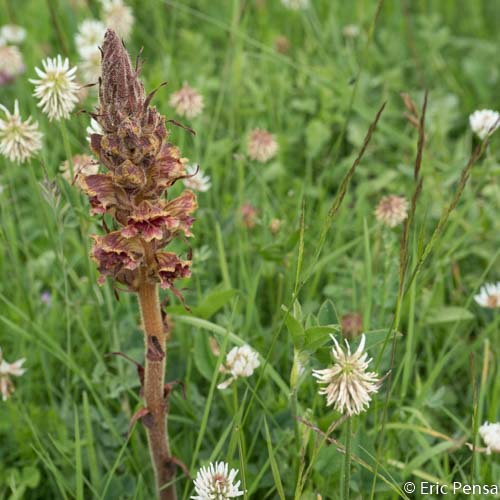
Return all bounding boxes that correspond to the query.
[0,24,26,44]
[75,19,106,60]
[479,422,500,454]
[375,195,409,228]
[312,334,381,416]
[218,344,260,389]
[469,109,500,140]
[247,128,278,163]
[0,347,26,401]
[269,218,282,235]
[241,203,258,229]
[474,282,500,309]
[101,0,134,41]
[169,83,204,118]
[191,461,244,500]
[0,100,43,163]
[183,165,211,192]
[79,50,102,84]
[0,44,25,85]
[30,55,79,121]
[341,312,363,339]
[343,24,360,38]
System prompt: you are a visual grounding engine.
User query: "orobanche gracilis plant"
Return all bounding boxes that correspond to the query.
[78,29,196,499]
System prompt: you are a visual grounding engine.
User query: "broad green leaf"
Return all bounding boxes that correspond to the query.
[282,305,305,349]
[173,287,237,319]
[303,325,339,352]
[317,299,338,325]
[193,288,237,319]
[193,333,216,381]
[426,306,474,324]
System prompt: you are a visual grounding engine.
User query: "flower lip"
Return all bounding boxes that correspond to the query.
[91,232,144,285]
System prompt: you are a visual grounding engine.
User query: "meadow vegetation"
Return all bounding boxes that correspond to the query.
[0,1,499,498]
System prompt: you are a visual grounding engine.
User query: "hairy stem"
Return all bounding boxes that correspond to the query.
[138,281,177,500]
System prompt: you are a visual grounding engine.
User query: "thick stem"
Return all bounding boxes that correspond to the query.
[138,281,177,500]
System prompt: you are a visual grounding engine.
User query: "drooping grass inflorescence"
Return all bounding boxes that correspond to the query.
[78,29,197,499]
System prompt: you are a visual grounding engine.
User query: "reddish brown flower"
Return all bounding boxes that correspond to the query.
[274,36,290,54]
[341,312,363,339]
[91,232,144,285]
[163,190,197,237]
[81,174,127,215]
[241,203,258,229]
[155,252,191,290]
[153,144,187,192]
[121,201,178,241]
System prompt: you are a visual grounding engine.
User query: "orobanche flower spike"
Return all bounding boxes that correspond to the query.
[77,29,197,500]
[83,29,197,294]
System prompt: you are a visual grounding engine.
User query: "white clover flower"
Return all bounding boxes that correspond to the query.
[191,461,244,500]
[469,109,500,140]
[183,165,211,192]
[79,50,102,84]
[170,83,204,119]
[0,44,25,85]
[101,0,134,41]
[247,128,278,163]
[0,24,26,44]
[0,100,43,164]
[217,344,260,390]
[312,334,381,416]
[87,118,104,142]
[474,282,500,309]
[375,195,409,228]
[479,422,500,454]
[342,24,360,38]
[30,55,79,121]
[0,347,26,401]
[75,19,106,60]
[281,0,309,10]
